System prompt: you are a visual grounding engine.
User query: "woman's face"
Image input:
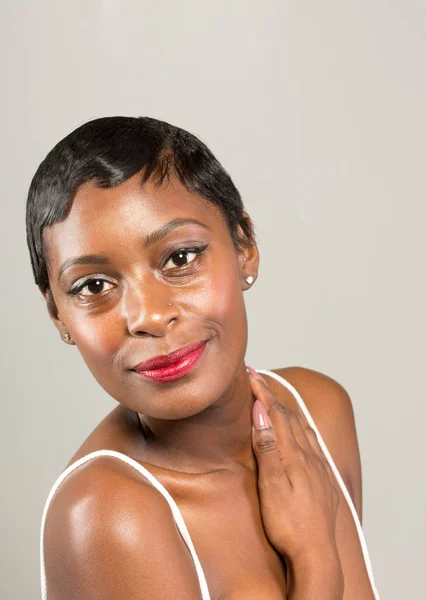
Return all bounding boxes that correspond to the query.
[43,171,259,420]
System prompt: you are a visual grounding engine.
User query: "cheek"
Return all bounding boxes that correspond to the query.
[198,259,247,344]
[72,315,123,378]
[212,271,244,322]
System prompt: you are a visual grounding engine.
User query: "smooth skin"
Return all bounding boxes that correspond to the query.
[250,370,343,599]
[42,171,375,599]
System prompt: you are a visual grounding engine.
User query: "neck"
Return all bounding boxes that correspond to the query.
[137,365,258,474]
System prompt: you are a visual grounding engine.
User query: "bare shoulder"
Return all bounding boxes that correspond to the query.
[269,365,363,521]
[43,456,203,600]
[272,365,355,419]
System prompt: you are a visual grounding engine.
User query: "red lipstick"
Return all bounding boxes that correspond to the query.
[132,340,207,383]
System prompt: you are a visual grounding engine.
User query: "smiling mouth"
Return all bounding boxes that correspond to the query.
[132,339,208,372]
[132,341,208,383]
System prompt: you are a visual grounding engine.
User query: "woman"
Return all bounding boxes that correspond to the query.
[27,116,379,599]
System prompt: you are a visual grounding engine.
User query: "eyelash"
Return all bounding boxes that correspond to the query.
[67,245,209,297]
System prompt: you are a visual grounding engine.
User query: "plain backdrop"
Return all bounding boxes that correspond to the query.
[1,1,425,598]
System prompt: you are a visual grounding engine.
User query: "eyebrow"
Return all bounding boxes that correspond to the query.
[57,217,211,283]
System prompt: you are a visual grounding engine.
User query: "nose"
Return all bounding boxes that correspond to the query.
[123,278,179,337]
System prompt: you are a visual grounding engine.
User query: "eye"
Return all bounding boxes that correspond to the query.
[163,246,208,270]
[68,277,114,298]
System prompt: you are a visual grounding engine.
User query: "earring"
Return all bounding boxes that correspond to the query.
[62,331,71,342]
[167,303,172,307]
[243,257,253,285]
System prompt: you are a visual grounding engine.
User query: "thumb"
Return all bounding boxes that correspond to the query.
[251,400,282,471]
[252,400,285,483]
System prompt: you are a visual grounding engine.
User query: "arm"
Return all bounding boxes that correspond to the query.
[43,457,205,599]
[276,367,374,599]
[249,369,344,600]
[286,550,344,600]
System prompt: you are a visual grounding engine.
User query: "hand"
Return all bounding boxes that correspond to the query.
[248,367,340,566]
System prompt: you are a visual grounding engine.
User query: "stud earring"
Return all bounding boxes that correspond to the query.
[62,331,71,342]
[246,276,254,285]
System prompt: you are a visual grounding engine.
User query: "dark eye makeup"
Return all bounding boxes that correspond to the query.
[66,244,209,297]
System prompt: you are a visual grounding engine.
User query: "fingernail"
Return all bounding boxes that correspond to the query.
[253,400,272,430]
[246,366,269,388]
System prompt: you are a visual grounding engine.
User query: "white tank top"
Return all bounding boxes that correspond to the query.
[40,369,380,599]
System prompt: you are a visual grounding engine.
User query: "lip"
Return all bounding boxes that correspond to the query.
[132,339,208,372]
[133,340,208,383]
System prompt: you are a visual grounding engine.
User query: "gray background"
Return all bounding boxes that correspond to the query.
[1,1,425,598]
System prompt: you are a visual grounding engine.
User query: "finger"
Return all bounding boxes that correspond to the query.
[287,412,327,467]
[247,369,331,480]
[305,426,329,463]
[248,373,299,456]
[332,484,340,512]
[303,427,336,486]
[286,409,317,455]
[247,369,314,466]
[247,368,294,435]
[251,402,291,491]
[246,367,275,410]
[247,367,311,445]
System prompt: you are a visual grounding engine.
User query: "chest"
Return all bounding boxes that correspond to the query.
[159,470,288,600]
[71,374,299,597]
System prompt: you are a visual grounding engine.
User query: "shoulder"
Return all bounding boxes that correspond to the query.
[43,457,171,574]
[272,365,355,421]
[269,366,363,521]
[43,456,202,599]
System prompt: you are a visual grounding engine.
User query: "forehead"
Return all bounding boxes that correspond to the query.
[43,172,227,270]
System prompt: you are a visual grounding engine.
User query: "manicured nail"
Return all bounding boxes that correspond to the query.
[246,366,269,388]
[253,400,272,429]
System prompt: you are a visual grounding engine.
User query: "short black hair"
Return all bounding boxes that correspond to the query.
[26,115,256,297]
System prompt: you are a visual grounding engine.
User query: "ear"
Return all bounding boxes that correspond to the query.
[41,289,74,344]
[236,211,260,286]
